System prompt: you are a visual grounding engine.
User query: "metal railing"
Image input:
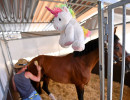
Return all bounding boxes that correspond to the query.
[107,0,130,100]
[98,1,105,100]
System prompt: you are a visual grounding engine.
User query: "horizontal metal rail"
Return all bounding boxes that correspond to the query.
[0,22,51,24]
[40,0,97,7]
[108,0,130,9]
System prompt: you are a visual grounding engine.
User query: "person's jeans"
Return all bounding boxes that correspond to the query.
[23,91,41,100]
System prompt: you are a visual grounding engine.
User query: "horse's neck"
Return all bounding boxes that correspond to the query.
[81,48,99,71]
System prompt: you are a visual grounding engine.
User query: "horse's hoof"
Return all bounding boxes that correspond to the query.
[49,93,56,100]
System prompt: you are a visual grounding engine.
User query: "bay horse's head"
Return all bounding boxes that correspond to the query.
[113,27,130,73]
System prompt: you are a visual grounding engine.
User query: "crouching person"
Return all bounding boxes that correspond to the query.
[12,58,42,100]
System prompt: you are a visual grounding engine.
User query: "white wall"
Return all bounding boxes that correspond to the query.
[8,35,73,63]
[115,24,130,53]
[0,41,10,100]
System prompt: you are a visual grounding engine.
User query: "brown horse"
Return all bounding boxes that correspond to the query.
[27,30,130,100]
[113,27,130,73]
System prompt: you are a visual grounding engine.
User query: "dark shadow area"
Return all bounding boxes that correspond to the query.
[7,73,20,100]
[92,60,130,87]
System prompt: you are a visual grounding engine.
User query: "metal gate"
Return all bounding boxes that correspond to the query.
[98,0,130,100]
[107,0,130,100]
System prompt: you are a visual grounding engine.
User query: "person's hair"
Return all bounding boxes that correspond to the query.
[15,67,23,73]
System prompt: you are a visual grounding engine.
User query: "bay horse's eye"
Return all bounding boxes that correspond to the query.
[115,46,119,51]
[59,18,61,21]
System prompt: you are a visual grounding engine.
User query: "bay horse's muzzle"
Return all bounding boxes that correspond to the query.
[125,63,130,73]
[114,54,130,73]
[125,54,130,73]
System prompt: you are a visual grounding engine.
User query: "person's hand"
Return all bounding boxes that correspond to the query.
[34,61,41,71]
[37,65,41,71]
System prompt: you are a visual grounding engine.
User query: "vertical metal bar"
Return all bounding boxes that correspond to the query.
[0,40,10,75]
[0,28,14,100]
[0,25,14,68]
[119,5,126,100]
[5,41,14,67]
[107,8,114,100]
[0,79,5,97]
[98,1,105,100]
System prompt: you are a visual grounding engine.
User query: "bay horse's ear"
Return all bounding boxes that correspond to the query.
[105,27,117,44]
[114,27,117,34]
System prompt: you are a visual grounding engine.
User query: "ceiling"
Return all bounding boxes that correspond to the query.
[0,0,98,32]
[0,0,99,40]
[1,0,130,40]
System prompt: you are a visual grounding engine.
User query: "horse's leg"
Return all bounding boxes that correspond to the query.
[75,85,84,100]
[42,77,56,100]
[31,81,42,94]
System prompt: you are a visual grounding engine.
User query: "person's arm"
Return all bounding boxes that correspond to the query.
[12,76,17,91]
[25,65,41,82]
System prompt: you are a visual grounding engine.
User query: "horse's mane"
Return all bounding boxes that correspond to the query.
[114,34,119,43]
[73,34,119,57]
[73,38,99,57]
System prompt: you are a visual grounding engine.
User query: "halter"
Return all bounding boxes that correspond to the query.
[114,53,130,73]
[105,41,130,65]
[113,54,130,64]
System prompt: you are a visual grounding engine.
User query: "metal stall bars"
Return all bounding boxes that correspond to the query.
[98,0,105,100]
[0,32,13,100]
[0,78,5,99]
[107,0,130,100]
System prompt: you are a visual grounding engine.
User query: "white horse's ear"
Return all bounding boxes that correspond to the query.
[62,6,69,12]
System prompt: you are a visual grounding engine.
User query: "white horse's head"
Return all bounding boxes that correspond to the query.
[46,6,72,31]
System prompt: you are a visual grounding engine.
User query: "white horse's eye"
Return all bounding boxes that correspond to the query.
[59,18,61,21]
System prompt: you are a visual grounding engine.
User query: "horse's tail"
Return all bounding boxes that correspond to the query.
[82,26,91,38]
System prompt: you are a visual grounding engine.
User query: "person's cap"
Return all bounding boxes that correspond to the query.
[14,59,29,69]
